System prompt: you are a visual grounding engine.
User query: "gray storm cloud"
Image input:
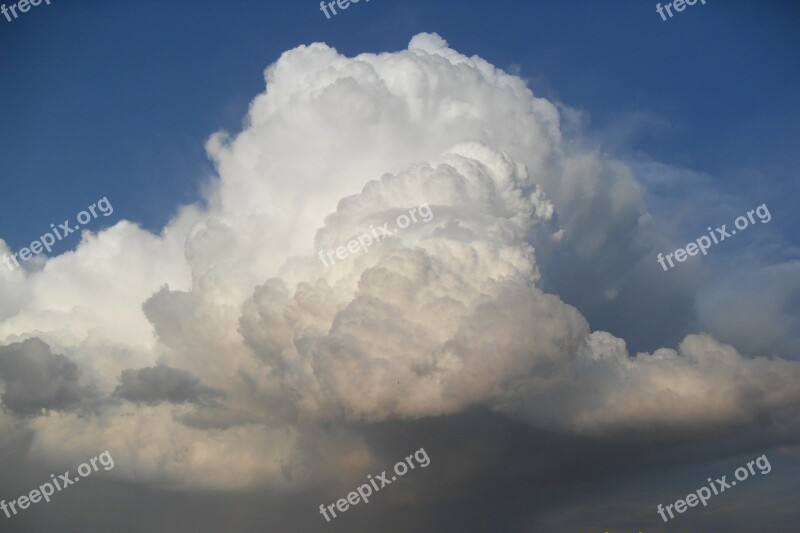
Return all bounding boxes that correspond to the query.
[113,365,223,406]
[0,338,93,416]
[0,33,798,492]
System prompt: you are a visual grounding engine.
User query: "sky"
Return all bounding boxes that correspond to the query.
[1,1,799,532]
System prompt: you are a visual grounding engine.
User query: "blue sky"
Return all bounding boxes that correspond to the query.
[2,0,798,249]
[1,2,799,532]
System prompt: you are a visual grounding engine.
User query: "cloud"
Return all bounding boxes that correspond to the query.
[113,365,223,406]
[0,338,93,415]
[0,32,798,514]
[696,261,800,359]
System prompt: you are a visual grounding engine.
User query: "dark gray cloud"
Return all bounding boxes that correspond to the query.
[113,365,223,406]
[0,338,91,415]
[1,410,798,533]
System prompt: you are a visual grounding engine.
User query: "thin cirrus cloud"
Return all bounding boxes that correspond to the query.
[0,32,798,529]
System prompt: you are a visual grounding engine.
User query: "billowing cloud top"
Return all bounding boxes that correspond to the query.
[1,33,798,492]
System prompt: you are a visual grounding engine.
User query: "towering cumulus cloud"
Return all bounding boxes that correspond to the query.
[0,33,798,496]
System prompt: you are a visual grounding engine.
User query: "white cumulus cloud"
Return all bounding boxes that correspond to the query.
[1,33,798,493]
